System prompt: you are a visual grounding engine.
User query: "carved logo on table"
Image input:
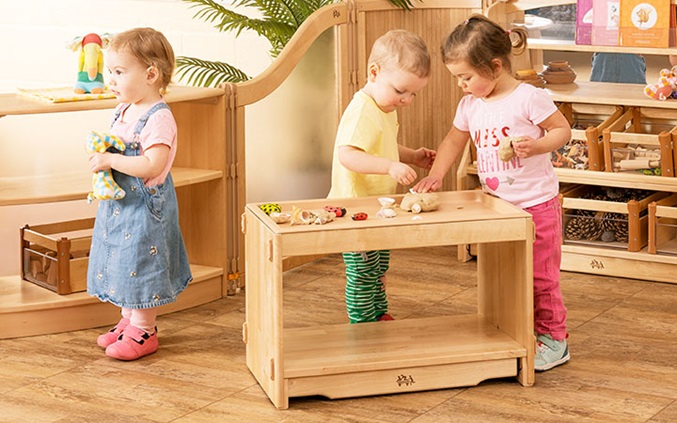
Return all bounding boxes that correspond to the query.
[396,374,415,387]
[589,259,605,269]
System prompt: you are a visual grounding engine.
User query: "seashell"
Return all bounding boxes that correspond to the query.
[290,207,335,225]
[378,197,396,207]
[290,207,313,225]
[310,209,335,225]
[269,212,291,224]
[376,208,397,218]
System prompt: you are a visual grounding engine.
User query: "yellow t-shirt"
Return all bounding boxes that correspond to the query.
[327,90,399,199]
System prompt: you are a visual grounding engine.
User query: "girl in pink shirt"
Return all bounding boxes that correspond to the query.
[414,14,572,371]
[87,28,191,361]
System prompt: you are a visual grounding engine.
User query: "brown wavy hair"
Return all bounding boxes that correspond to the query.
[441,14,528,78]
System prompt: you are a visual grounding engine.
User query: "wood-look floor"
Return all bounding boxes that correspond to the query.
[1,246,676,422]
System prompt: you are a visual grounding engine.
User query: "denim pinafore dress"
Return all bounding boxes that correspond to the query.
[87,102,192,309]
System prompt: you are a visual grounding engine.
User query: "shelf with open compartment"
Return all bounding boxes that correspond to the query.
[648,193,677,255]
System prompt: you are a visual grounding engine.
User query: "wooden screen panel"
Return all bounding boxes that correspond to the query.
[354,6,479,192]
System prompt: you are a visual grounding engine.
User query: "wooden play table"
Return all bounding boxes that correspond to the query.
[242,190,534,409]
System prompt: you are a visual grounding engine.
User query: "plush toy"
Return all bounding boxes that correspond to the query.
[86,131,126,204]
[400,192,440,213]
[68,33,112,94]
[644,65,677,101]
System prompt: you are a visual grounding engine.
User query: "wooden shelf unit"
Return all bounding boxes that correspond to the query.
[243,191,535,409]
[0,167,223,206]
[461,1,677,283]
[0,85,236,339]
[527,39,677,56]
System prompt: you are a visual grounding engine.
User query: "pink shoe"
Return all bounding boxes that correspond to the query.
[105,325,158,361]
[97,318,130,349]
[378,313,394,321]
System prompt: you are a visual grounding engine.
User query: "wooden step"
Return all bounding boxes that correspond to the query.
[0,264,224,339]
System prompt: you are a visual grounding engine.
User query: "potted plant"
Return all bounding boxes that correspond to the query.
[176,0,415,86]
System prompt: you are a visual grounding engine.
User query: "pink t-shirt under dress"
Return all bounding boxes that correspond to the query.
[112,100,178,187]
[453,83,559,209]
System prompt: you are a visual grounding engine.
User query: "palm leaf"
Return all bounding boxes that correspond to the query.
[235,0,299,26]
[177,0,415,87]
[387,0,415,10]
[176,56,251,86]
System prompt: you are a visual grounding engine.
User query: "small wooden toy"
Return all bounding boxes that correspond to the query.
[324,206,347,217]
[259,203,281,215]
[400,192,440,214]
[351,212,368,221]
[498,136,525,162]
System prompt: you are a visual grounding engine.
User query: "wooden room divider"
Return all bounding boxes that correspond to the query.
[226,0,482,282]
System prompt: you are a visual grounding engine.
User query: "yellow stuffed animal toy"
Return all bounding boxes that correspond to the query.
[68,33,112,94]
[86,131,126,203]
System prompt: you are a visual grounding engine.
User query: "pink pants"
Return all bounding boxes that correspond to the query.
[525,196,567,341]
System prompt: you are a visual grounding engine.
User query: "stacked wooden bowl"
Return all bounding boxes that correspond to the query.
[515,69,545,88]
[540,60,577,84]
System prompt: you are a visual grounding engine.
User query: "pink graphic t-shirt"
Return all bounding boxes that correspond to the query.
[453,83,559,209]
[112,100,178,187]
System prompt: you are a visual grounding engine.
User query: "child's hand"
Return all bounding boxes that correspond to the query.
[89,152,112,173]
[412,175,442,193]
[412,147,436,169]
[511,136,538,158]
[388,162,417,186]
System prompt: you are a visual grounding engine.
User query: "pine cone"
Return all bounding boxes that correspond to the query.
[565,211,603,241]
[601,212,628,242]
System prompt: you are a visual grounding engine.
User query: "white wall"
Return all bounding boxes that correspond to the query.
[0,0,275,276]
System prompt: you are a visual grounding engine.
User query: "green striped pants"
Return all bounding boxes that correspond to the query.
[342,250,390,323]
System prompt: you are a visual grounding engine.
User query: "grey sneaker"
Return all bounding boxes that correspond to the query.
[535,334,570,371]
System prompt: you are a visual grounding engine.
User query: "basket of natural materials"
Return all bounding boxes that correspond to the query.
[648,193,677,256]
[561,185,669,252]
[20,218,93,294]
[602,106,677,177]
[553,102,626,171]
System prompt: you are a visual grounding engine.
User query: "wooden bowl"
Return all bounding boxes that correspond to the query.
[515,68,546,87]
[540,61,577,84]
[540,70,577,84]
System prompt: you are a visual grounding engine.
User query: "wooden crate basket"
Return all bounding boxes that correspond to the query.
[602,106,677,177]
[553,102,624,171]
[562,185,669,252]
[20,218,94,295]
[648,193,677,255]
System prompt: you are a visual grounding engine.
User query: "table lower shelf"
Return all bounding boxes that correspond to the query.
[281,315,526,401]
